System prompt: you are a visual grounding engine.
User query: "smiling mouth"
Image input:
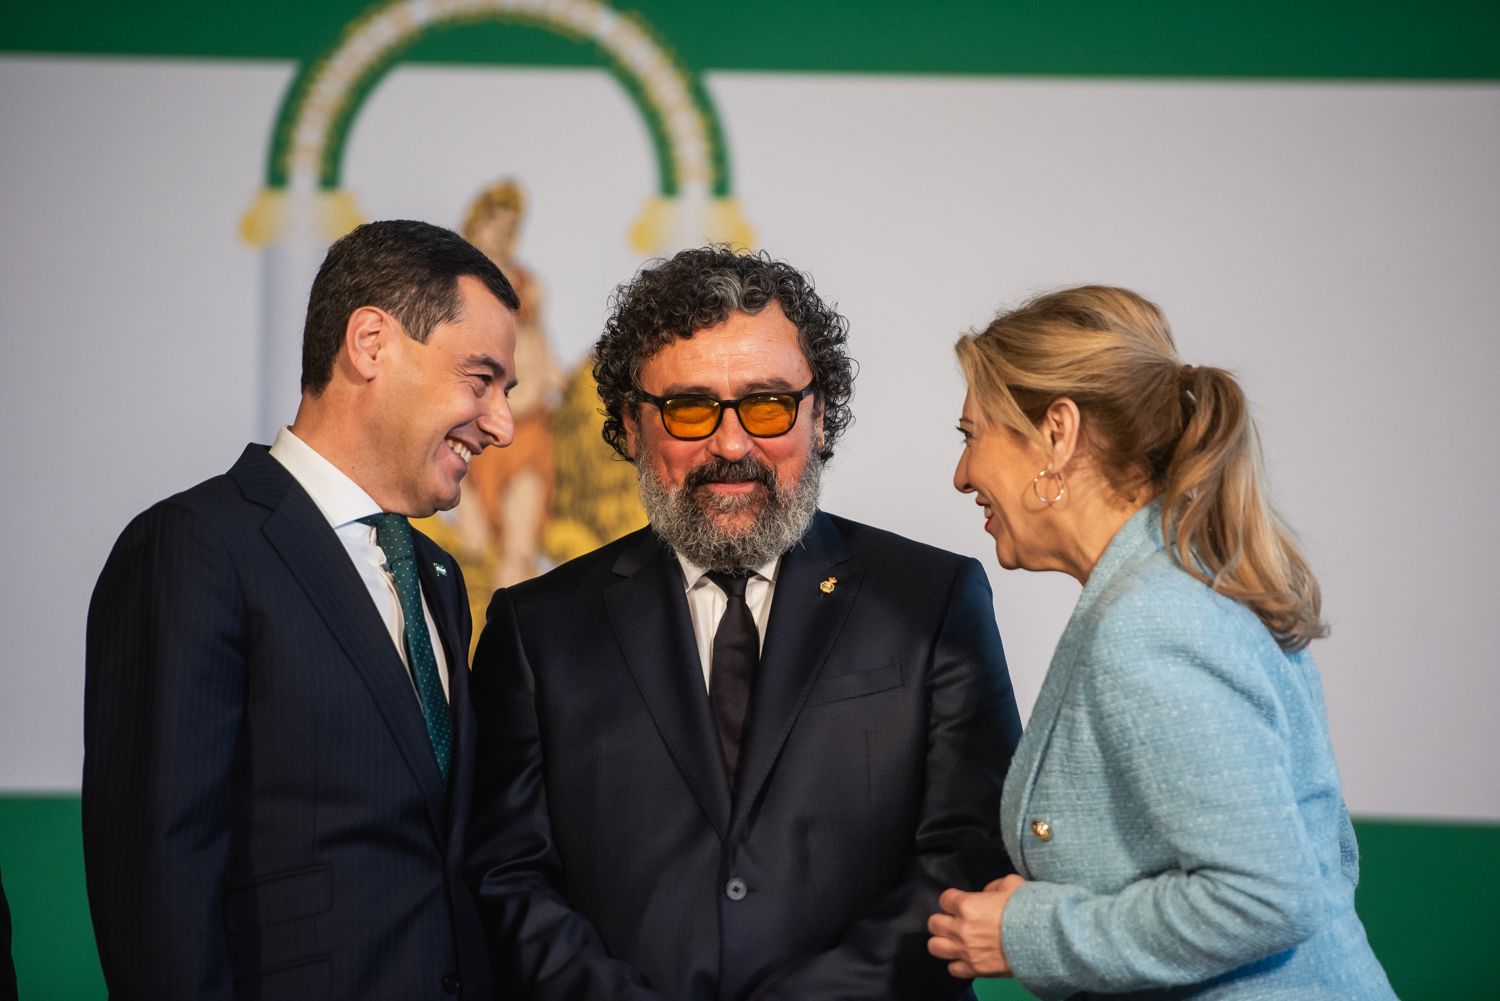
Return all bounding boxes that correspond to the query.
[446,438,474,464]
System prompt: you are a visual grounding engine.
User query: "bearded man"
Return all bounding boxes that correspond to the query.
[467,247,1022,1001]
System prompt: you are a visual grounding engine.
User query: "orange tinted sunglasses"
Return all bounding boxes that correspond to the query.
[638,382,816,440]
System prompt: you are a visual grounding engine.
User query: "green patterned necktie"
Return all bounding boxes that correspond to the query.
[360,513,453,782]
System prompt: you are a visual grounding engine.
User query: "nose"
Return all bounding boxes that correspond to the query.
[477,392,515,449]
[953,450,973,495]
[707,406,753,461]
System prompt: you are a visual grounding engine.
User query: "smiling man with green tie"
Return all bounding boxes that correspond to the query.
[84,220,518,1000]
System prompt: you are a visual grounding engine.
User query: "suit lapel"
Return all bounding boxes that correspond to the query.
[413,535,467,685]
[731,512,858,832]
[230,446,448,840]
[1000,619,1083,854]
[604,531,733,839]
[1002,500,1165,850]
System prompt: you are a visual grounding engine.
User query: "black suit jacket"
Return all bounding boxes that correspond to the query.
[0,866,15,1001]
[83,445,490,1000]
[468,511,1022,1000]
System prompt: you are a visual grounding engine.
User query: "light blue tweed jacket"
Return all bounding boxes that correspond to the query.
[1000,501,1395,1000]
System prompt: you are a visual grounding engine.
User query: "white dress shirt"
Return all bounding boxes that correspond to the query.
[269,426,451,698]
[677,554,779,691]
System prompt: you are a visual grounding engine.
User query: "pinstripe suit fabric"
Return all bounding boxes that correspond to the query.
[83,445,490,1000]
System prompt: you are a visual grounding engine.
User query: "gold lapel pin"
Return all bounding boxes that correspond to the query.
[819,576,838,594]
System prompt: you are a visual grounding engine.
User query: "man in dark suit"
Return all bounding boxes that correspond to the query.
[468,247,1023,1000]
[1,867,15,1001]
[84,220,519,1000]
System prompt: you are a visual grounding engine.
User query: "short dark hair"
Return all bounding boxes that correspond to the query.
[594,246,855,462]
[300,220,520,393]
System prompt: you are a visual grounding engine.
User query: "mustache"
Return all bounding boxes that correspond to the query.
[684,456,776,491]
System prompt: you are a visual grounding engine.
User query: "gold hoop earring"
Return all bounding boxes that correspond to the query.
[1032,468,1065,505]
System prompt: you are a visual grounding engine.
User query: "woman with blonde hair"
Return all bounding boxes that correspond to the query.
[927,286,1394,998]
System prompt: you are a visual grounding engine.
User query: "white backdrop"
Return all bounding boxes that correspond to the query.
[3,55,1497,820]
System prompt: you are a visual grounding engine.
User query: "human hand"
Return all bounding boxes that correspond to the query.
[926,874,1025,978]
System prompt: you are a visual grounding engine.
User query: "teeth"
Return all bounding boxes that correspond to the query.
[447,440,472,463]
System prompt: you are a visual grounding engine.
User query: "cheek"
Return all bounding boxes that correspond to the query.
[646,438,701,487]
[761,427,814,477]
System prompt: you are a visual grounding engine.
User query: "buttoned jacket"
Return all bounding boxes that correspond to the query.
[1000,502,1395,999]
[83,445,490,1000]
[467,511,1023,1000]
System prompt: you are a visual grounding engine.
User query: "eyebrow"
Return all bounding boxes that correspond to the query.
[658,376,807,397]
[464,354,517,390]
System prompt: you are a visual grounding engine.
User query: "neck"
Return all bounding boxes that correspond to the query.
[289,392,381,502]
[1054,476,1154,584]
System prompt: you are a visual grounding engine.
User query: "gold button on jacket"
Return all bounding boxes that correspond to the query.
[1031,819,1053,841]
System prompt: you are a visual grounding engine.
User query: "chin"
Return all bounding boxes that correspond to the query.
[415,485,461,518]
[707,508,761,535]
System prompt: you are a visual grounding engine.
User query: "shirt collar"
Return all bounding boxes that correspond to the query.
[677,552,781,593]
[268,426,384,531]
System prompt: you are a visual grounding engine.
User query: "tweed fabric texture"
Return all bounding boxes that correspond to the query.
[999,501,1395,999]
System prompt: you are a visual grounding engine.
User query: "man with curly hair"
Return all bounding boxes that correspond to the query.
[468,247,1022,1000]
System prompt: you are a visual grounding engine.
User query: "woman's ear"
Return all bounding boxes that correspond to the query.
[1043,397,1082,469]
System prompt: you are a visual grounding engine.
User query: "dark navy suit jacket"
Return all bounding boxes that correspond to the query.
[467,511,1023,1000]
[83,444,490,1000]
[0,867,14,1001]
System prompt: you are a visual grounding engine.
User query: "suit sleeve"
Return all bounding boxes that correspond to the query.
[0,865,16,1001]
[466,587,671,1001]
[83,503,246,1000]
[750,557,1023,1001]
[999,602,1326,999]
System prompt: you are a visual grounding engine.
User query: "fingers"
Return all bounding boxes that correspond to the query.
[928,906,967,967]
[937,886,966,915]
[931,883,1013,982]
[983,873,1025,894]
[948,960,978,980]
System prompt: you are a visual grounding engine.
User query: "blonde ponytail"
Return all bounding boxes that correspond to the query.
[1165,365,1326,650]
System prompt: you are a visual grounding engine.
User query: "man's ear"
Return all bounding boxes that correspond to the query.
[621,407,640,461]
[344,306,390,382]
[1042,397,1082,470]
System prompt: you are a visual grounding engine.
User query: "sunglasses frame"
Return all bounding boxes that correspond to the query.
[636,381,817,441]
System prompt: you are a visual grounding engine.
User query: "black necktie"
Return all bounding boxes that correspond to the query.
[706,571,758,786]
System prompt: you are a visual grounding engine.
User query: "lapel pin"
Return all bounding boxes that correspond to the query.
[433,562,448,577]
[819,576,838,594]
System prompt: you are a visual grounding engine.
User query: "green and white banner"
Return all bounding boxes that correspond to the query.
[3,2,1497,997]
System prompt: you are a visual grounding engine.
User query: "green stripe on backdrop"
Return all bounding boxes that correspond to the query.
[2,0,1498,79]
[0,795,1493,999]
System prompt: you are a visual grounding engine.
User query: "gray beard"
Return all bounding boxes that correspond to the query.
[638,452,822,573]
